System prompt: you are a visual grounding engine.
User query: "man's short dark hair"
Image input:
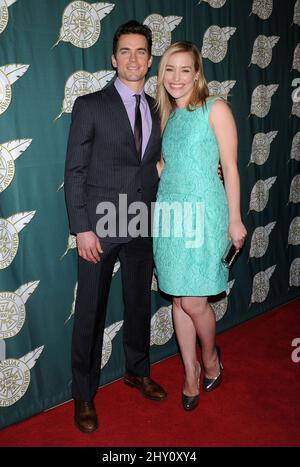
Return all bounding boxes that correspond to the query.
[113,20,152,56]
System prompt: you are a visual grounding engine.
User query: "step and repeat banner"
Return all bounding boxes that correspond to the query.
[0,0,299,429]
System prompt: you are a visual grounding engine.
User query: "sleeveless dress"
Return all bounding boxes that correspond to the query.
[153,97,229,296]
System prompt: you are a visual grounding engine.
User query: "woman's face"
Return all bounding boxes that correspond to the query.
[163,51,200,107]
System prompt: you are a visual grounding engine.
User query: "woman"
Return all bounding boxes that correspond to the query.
[153,42,247,411]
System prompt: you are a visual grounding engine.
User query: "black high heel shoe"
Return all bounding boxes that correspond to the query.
[182,362,201,411]
[203,346,224,392]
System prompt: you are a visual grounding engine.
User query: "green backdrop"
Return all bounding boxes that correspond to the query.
[0,0,299,429]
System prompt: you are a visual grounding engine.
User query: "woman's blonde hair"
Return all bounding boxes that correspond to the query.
[156,41,209,132]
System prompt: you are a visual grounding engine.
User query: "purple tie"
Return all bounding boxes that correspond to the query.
[134,94,142,161]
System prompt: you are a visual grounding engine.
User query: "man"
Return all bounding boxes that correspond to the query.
[64,21,167,434]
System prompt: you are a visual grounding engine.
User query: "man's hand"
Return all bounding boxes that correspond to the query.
[77,231,103,263]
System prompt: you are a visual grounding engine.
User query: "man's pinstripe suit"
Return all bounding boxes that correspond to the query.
[64,83,162,401]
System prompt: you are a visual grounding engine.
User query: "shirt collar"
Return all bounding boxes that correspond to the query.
[114,77,145,103]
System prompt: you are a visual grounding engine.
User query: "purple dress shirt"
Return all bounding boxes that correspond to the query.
[114,77,152,158]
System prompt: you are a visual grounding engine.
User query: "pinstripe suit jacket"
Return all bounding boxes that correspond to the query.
[64,83,162,242]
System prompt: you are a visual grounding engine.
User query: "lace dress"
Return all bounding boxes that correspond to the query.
[153,98,229,296]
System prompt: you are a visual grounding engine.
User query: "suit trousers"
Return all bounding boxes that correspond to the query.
[71,236,154,401]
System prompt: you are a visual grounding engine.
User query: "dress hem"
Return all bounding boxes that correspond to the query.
[157,284,227,297]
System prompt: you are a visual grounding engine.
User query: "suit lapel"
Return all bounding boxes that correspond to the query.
[104,84,138,157]
[142,93,159,163]
[103,84,159,164]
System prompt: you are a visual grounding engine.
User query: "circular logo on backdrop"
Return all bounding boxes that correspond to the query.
[0,358,30,407]
[0,218,19,269]
[0,65,29,115]
[101,330,112,369]
[202,25,236,63]
[251,0,273,20]
[211,296,228,321]
[0,140,32,193]
[250,35,280,69]
[56,70,115,119]
[143,14,182,56]
[0,0,9,34]
[289,258,300,288]
[61,234,77,258]
[248,131,278,166]
[0,212,35,270]
[200,0,227,7]
[0,347,44,407]
[53,1,115,48]
[293,43,300,73]
[62,1,101,48]
[145,76,158,99]
[65,71,100,110]
[0,143,14,191]
[249,222,276,259]
[150,306,174,346]
[250,84,279,118]
[290,132,300,162]
[0,292,25,339]
[289,175,300,204]
[291,100,300,118]
[250,266,276,305]
[208,80,236,99]
[100,321,123,369]
[210,280,235,321]
[294,0,300,26]
[144,14,171,56]
[288,217,300,246]
[0,281,39,339]
[0,69,11,114]
[249,177,277,212]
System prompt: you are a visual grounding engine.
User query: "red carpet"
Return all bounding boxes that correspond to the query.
[0,299,300,447]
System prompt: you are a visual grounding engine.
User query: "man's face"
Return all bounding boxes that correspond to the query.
[112,34,152,88]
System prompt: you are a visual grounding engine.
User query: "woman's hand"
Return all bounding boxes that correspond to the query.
[229,220,247,251]
[217,162,223,181]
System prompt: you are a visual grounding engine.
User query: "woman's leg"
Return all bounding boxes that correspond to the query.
[180,297,220,379]
[172,297,199,396]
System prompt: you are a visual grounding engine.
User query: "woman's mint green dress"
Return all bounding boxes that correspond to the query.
[153,97,229,296]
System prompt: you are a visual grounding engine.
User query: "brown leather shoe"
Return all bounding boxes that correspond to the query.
[124,375,167,401]
[74,400,99,433]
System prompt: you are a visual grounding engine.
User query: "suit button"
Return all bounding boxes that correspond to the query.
[137,188,142,193]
